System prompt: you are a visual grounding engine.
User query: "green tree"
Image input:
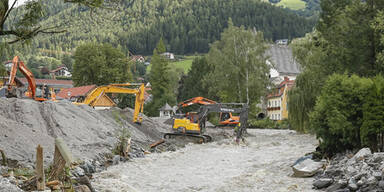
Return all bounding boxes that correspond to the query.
[72,43,132,86]
[361,75,384,151]
[146,38,176,116]
[61,54,73,71]
[204,20,270,107]
[310,74,372,155]
[177,57,211,101]
[0,0,127,44]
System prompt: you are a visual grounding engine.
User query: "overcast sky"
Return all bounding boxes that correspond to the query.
[9,0,29,7]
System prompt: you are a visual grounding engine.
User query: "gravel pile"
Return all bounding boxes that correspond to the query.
[0,98,167,166]
[314,148,384,192]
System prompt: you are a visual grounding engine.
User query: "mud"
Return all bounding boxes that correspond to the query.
[92,129,318,192]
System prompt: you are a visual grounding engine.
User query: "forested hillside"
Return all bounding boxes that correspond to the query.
[6,0,316,57]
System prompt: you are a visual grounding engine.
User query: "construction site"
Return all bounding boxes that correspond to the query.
[0,56,319,191]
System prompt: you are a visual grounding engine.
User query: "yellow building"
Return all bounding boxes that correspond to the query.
[267,77,295,121]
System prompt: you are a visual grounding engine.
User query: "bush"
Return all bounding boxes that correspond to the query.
[249,118,290,129]
[361,76,384,151]
[310,74,373,155]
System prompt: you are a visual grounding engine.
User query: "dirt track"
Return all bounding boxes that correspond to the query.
[92,129,318,192]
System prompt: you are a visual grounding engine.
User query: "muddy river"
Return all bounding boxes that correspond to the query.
[92,129,318,192]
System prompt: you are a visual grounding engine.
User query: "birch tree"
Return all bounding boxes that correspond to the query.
[204,19,270,106]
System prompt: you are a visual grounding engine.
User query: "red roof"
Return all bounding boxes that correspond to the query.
[19,78,73,86]
[50,66,68,73]
[267,77,295,98]
[57,85,96,99]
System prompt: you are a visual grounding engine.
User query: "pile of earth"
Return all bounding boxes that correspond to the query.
[313,148,384,192]
[0,98,168,167]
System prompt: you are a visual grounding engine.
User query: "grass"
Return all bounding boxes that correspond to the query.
[146,55,196,74]
[276,0,306,10]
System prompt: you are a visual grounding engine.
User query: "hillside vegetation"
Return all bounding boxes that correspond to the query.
[4,0,316,60]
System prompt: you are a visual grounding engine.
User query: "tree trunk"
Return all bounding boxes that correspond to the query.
[246,68,249,105]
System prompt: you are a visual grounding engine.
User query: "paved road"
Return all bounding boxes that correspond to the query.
[92,129,318,192]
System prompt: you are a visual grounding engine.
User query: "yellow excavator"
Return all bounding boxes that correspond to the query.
[74,83,145,124]
[164,103,249,143]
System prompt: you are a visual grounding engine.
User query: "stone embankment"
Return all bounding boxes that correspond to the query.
[314,148,384,192]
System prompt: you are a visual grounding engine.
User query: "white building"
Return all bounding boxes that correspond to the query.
[50,66,72,78]
[159,103,174,118]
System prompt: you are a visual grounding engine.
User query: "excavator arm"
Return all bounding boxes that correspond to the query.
[80,84,145,124]
[197,103,249,140]
[178,97,216,108]
[8,56,38,99]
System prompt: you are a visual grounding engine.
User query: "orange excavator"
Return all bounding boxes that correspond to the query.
[177,96,240,126]
[5,56,52,101]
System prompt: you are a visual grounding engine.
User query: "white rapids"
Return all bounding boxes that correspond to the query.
[92,129,318,192]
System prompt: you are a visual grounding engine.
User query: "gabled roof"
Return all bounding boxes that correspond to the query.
[159,102,173,111]
[267,77,295,98]
[57,85,96,99]
[50,66,68,73]
[266,45,300,75]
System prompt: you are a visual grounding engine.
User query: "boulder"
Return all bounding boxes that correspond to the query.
[74,185,91,192]
[348,148,372,164]
[292,158,325,177]
[112,155,120,165]
[372,152,384,163]
[378,180,384,189]
[313,178,333,189]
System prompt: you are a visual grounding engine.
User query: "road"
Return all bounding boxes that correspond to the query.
[92,129,318,192]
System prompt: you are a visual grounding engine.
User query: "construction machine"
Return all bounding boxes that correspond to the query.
[73,83,145,124]
[177,97,240,126]
[4,56,53,101]
[164,103,249,143]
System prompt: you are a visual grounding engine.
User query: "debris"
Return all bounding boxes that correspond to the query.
[36,145,45,191]
[49,138,72,181]
[0,149,7,166]
[292,158,325,177]
[150,139,165,148]
[74,185,92,192]
[313,178,333,189]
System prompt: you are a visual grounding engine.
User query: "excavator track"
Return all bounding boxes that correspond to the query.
[163,133,212,143]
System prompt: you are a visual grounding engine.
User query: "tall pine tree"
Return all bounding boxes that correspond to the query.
[146,38,176,116]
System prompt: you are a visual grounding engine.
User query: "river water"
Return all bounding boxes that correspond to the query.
[92,129,318,192]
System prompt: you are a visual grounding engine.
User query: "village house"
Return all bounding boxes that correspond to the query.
[266,44,300,85]
[161,52,175,60]
[267,77,295,121]
[131,55,145,63]
[50,66,72,78]
[57,85,116,109]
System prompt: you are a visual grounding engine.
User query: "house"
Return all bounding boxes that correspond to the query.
[131,55,145,63]
[161,52,175,60]
[275,39,289,46]
[266,77,295,121]
[266,44,300,85]
[159,102,174,118]
[57,85,116,109]
[50,66,72,78]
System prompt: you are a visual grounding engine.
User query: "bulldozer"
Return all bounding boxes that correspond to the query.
[73,83,145,124]
[164,103,249,143]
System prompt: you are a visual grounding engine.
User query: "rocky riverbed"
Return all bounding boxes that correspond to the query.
[92,129,318,192]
